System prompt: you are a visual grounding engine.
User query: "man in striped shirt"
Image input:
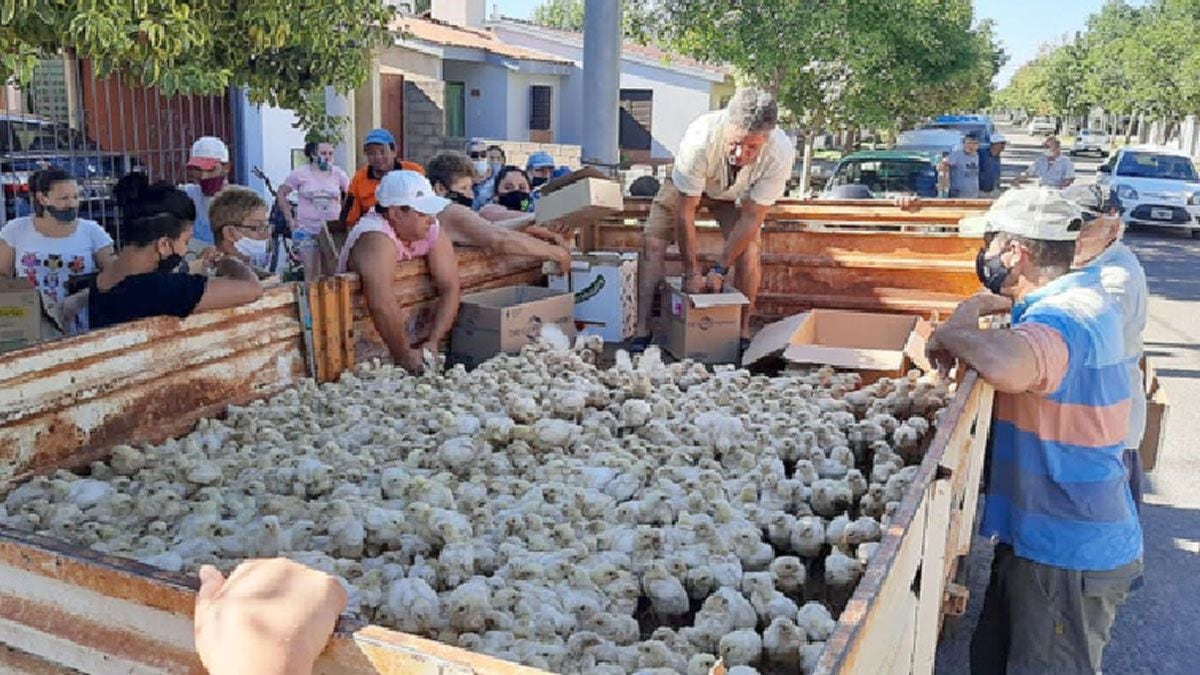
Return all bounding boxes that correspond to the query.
[927,188,1142,674]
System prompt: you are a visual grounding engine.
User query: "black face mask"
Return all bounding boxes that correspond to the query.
[46,206,78,223]
[446,190,474,208]
[497,190,531,212]
[531,177,548,188]
[975,248,1010,295]
[158,249,184,274]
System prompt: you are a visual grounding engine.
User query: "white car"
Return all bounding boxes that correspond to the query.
[1097,145,1200,237]
[1070,129,1110,157]
[1027,116,1056,135]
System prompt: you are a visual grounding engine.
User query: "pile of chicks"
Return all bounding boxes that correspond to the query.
[0,332,953,675]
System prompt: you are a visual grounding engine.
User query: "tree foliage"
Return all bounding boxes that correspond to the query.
[633,0,1003,134]
[0,0,395,135]
[530,0,655,41]
[995,0,1200,129]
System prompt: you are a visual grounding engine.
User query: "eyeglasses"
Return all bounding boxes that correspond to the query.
[468,151,486,159]
[234,221,271,235]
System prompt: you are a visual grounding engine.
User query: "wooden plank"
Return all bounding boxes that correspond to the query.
[912,478,953,674]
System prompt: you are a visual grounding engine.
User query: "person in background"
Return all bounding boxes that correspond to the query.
[1013,136,1076,189]
[634,87,796,351]
[0,167,115,335]
[90,181,261,330]
[480,165,535,218]
[339,170,458,374]
[341,128,424,230]
[194,558,346,675]
[1065,184,1150,511]
[978,133,1007,196]
[425,152,571,265]
[948,132,982,198]
[487,144,507,180]
[181,136,231,246]
[467,138,497,210]
[924,189,1141,675]
[278,139,349,280]
[207,186,286,278]
[526,151,556,188]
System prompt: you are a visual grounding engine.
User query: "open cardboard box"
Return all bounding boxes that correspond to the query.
[449,285,576,368]
[548,252,638,342]
[534,167,624,225]
[663,277,749,365]
[743,309,932,380]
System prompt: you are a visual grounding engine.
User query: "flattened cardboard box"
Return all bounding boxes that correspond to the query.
[743,309,931,380]
[0,278,41,354]
[548,252,638,342]
[663,277,749,365]
[450,285,576,368]
[534,168,624,225]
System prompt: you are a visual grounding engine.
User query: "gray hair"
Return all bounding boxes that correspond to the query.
[726,88,779,134]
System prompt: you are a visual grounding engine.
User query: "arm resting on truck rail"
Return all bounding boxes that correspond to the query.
[421,233,460,352]
[926,294,1057,395]
[351,232,423,373]
[440,205,571,272]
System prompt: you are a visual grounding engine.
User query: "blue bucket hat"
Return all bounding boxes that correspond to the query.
[363,128,395,147]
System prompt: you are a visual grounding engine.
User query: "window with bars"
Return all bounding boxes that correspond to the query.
[619,89,653,152]
[529,85,552,131]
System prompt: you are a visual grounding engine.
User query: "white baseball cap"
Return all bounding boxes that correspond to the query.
[376,170,450,215]
[983,188,1084,241]
[187,136,229,170]
[990,133,1007,144]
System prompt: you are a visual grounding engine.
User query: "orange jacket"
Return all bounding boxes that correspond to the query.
[342,160,425,227]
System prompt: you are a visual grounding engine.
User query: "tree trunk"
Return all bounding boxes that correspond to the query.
[798,132,815,197]
[1124,110,1137,144]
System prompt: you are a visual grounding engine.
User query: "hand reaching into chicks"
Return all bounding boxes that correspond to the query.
[194,558,347,675]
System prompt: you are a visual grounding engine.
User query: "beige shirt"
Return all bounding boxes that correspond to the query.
[671,110,796,206]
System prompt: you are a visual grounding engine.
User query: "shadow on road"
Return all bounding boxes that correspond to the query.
[1125,230,1200,303]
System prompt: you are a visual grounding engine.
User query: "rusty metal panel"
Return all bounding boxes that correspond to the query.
[0,285,306,486]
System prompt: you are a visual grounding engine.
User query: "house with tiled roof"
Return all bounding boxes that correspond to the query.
[487,14,735,162]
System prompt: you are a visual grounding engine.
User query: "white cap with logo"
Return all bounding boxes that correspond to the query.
[376,170,450,215]
[983,187,1084,241]
[187,136,229,170]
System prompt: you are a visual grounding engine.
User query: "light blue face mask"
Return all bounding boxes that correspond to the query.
[316,158,331,171]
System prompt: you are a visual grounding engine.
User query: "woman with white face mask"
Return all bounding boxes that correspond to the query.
[277,140,349,280]
[208,186,288,278]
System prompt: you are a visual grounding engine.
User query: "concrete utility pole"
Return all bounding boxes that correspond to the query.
[581,0,621,173]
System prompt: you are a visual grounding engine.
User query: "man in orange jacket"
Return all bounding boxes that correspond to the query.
[338,128,424,230]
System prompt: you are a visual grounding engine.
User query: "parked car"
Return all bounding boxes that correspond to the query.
[895,128,962,153]
[1027,116,1057,135]
[922,115,994,149]
[1097,145,1200,237]
[822,149,942,199]
[1070,129,1110,156]
[0,113,133,227]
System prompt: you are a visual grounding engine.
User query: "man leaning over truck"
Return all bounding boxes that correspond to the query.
[632,87,796,351]
[926,188,1142,675]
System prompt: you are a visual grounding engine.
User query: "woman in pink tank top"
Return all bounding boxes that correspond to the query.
[340,170,460,373]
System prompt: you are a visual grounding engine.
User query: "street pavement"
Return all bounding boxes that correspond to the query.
[935,128,1200,675]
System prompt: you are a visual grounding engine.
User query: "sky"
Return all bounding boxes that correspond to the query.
[491,0,1142,89]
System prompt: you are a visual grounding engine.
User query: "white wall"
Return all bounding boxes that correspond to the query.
[256,105,309,195]
[442,59,509,140]
[506,72,561,142]
[490,25,717,159]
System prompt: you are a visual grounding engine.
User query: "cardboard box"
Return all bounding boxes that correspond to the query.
[534,168,624,225]
[0,278,42,354]
[548,252,638,342]
[743,309,931,379]
[663,277,749,365]
[450,285,576,368]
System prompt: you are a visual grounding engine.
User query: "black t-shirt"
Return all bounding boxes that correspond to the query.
[89,271,208,330]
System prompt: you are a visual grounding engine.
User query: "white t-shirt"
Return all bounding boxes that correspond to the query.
[1091,240,1149,448]
[671,110,796,206]
[0,216,113,333]
[1028,154,1076,187]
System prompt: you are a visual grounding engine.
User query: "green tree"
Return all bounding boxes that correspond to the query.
[531,0,655,41]
[637,0,998,192]
[0,0,395,136]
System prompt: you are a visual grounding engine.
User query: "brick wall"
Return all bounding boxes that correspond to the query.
[440,137,582,171]
[402,79,446,166]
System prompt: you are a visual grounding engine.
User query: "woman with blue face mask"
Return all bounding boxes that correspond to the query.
[277,140,350,281]
[0,167,116,335]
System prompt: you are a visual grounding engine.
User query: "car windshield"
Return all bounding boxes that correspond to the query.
[830,158,938,197]
[1116,152,1199,181]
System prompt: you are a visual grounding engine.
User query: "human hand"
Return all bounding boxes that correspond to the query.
[194,559,347,675]
[894,195,923,212]
[397,347,426,375]
[926,328,957,379]
[947,291,1012,329]
[683,272,707,294]
[525,224,568,247]
[704,267,726,293]
[551,247,572,276]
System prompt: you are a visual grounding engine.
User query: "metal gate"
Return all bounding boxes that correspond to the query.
[1,54,236,244]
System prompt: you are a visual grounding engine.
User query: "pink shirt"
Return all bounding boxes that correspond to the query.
[337,212,440,274]
[283,164,350,233]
